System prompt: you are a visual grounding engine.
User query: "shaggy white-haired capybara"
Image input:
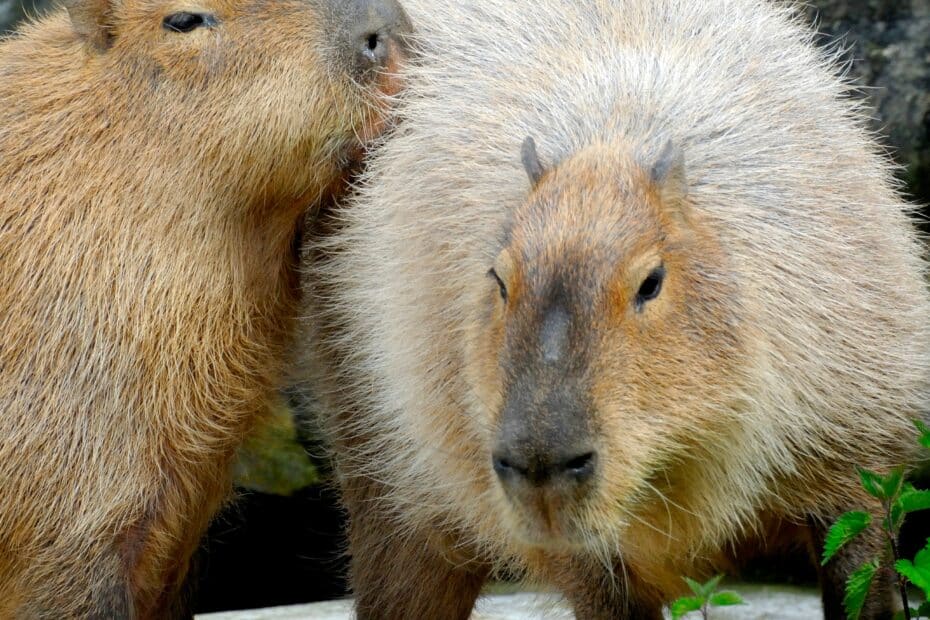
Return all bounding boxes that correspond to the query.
[300,0,930,617]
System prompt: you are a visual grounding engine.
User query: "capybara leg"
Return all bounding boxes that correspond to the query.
[345,482,489,619]
[350,524,488,619]
[86,574,135,620]
[547,556,663,620]
[808,514,895,620]
[17,551,135,620]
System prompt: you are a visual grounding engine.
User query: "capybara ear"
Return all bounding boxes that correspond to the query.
[521,136,546,187]
[63,0,115,51]
[650,140,685,187]
[649,140,689,219]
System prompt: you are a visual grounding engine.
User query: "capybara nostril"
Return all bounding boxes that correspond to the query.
[561,451,597,483]
[352,0,412,69]
[358,31,387,64]
[491,454,520,480]
[493,446,597,487]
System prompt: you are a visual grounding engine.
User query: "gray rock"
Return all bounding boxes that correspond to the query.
[0,0,54,33]
[806,0,930,203]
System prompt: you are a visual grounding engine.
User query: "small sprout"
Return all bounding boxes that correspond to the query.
[709,591,744,607]
[892,484,930,531]
[825,423,930,620]
[670,575,743,619]
[857,466,904,502]
[670,596,704,619]
[857,467,884,499]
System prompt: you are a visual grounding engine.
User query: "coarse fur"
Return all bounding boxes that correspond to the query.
[301,0,930,618]
[0,0,407,616]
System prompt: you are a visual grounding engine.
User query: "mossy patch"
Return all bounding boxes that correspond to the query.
[233,403,319,496]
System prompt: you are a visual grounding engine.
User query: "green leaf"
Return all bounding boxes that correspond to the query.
[888,482,930,532]
[897,488,930,515]
[891,484,913,532]
[683,577,704,597]
[895,559,930,599]
[709,591,744,607]
[918,600,930,617]
[821,511,872,565]
[915,419,930,449]
[700,574,725,598]
[895,541,930,599]
[880,466,906,501]
[858,468,884,499]
[670,596,704,619]
[844,560,879,620]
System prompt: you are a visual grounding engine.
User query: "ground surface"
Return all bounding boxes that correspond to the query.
[196,586,823,619]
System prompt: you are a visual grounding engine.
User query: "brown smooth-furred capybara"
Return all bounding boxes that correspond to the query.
[299,0,930,618]
[0,0,408,615]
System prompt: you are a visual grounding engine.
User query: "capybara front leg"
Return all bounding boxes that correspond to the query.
[16,549,135,620]
[344,481,490,620]
[544,555,663,620]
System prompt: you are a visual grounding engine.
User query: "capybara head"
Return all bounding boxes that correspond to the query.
[59,0,409,203]
[471,138,747,552]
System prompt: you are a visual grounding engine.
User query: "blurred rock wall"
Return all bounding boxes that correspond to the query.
[0,0,51,33]
[806,0,930,205]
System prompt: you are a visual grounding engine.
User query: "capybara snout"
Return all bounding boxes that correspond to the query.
[345,0,411,68]
[493,379,599,491]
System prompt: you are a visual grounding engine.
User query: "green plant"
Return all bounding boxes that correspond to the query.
[669,574,744,619]
[821,421,930,620]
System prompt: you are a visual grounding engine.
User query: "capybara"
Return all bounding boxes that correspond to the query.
[0,0,408,615]
[300,0,930,618]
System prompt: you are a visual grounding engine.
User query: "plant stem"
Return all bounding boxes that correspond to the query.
[701,603,708,620]
[884,500,911,620]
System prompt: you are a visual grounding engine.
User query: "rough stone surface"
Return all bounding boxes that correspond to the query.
[806,0,930,204]
[0,0,52,33]
[195,587,824,619]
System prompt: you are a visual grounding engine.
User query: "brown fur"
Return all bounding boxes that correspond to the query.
[0,0,407,615]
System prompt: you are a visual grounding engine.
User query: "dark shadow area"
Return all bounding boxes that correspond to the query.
[192,485,349,614]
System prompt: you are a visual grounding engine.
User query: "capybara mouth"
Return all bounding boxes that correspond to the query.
[500,487,591,550]
[349,37,407,161]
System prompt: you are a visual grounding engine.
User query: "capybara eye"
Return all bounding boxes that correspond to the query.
[488,268,508,302]
[162,12,216,33]
[636,267,665,307]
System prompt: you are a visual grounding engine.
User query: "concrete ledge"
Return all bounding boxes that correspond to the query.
[196,585,823,619]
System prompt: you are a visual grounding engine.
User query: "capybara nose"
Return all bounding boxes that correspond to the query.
[352,0,412,68]
[492,447,598,488]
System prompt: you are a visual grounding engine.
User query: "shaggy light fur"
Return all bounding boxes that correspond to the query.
[301,0,930,618]
[0,0,406,615]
